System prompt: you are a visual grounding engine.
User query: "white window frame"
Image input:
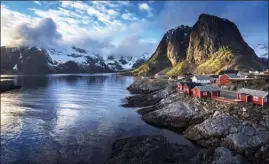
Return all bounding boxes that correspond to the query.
[253,96,258,101]
[264,97,267,102]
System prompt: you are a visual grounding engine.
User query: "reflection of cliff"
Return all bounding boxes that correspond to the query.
[86,75,109,85]
[15,76,50,89]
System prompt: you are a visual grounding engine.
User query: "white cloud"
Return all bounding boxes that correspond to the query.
[1,2,157,57]
[138,3,153,17]
[139,3,151,11]
[111,34,156,57]
[121,13,138,21]
[1,5,40,46]
[8,18,62,47]
[33,1,42,5]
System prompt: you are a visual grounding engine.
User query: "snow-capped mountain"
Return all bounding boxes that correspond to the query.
[105,52,149,71]
[0,45,149,74]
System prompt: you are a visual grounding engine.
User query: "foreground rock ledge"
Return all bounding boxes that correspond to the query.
[106,135,247,164]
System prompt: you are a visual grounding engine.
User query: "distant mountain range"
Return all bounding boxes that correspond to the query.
[0,46,149,74]
[132,14,268,76]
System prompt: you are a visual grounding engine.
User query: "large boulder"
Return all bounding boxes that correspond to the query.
[222,126,269,161]
[127,79,169,94]
[142,101,207,129]
[124,82,176,107]
[106,135,198,164]
[183,114,241,147]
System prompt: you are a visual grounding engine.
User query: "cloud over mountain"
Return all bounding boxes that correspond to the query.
[8,18,62,47]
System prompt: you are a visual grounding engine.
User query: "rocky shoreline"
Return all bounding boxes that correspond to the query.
[107,79,269,164]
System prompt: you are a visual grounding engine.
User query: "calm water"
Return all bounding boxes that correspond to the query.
[1,74,193,164]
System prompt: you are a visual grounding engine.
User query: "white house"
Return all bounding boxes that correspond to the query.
[237,71,248,78]
[192,75,215,84]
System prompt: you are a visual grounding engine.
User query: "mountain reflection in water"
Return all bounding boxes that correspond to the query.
[1,74,193,164]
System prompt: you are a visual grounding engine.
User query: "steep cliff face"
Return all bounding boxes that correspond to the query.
[187,14,265,73]
[133,25,191,76]
[135,14,267,76]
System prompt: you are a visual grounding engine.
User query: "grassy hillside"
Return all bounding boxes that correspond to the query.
[194,47,235,74]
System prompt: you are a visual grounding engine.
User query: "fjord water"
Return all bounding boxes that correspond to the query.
[1,74,192,164]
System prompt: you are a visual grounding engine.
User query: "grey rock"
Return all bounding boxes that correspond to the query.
[127,79,168,94]
[222,127,269,154]
[106,135,198,164]
[242,112,250,118]
[142,101,207,129]
[212,147,246,164]
[184,114,241,147]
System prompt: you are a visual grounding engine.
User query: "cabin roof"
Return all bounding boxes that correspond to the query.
[194,85,221,92]
[224,73,240,78]
[219,70,239,75]
[193,75,213,80]
[184,82,202,89]
[237,88,269,98]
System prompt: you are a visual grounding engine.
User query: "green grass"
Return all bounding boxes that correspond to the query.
[166,61,187,76]
[195,47,235,74]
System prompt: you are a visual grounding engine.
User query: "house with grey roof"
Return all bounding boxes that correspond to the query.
[192,85,221,98]
[236,88,268,105]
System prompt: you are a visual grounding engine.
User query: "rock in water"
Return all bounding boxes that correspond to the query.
[142,101,206,129]
[106,136,198,164]
[127,79,169,94]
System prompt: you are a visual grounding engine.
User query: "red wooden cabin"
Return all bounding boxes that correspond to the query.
[218,73,240,85]
[183,83,202,95]
[192,85,221,98]
[236,88,268,106]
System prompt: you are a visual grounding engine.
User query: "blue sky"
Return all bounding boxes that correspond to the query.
[1,1,268,57]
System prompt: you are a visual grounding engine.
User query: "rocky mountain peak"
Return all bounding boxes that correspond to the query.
[134,14,266,76]
[187,13,248,64]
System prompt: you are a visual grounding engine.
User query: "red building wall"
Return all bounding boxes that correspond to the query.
[237,93,268,105]
[211,91,220,97]
[219,74,231,85]
[192,88,200,98]
[251,96,264,105]
[177,83,183,90]
[183,85,192,95]
[237,94,250,102]
[192,88,218,98]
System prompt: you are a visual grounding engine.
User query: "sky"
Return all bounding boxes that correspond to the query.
[1,1,268,57]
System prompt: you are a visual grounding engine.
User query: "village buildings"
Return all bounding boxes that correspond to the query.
[218,73,240,85]
[236,88,268,106]
[192,85,221,98]
[192,75,216,84]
